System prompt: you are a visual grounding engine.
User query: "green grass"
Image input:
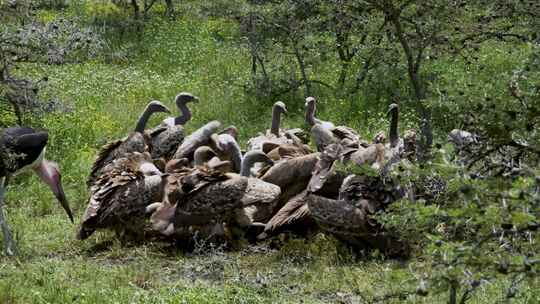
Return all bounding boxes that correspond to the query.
[1,2,539,303]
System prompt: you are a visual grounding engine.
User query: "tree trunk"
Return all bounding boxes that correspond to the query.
[165,0,175,17]
[338,61,349,89]
[335,31,352,90]
[143,0,158,19]
[131,0,140,20]
[293,43,311,96]
[387,6,433,161]
[251,53,257,76]
[448,281,458,304]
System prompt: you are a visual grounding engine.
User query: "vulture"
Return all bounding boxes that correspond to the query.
[304,142,410,256]
[305,140,407,255]
[256,145,347,240]
[307,174,409,256]
[239,150,275,177]
[87,100,170,186]
[305,96,335,130]
[247,101,306,152]
[78,152,166,240]
[312,103,417,171]
[383,103,417,163]
[162,92,199,127]
[146,163,281,244]
[147,92,199,160]
[209,127,243,173]
[305,96,364,152]
[240,151,320,224]
[0,127,73,255]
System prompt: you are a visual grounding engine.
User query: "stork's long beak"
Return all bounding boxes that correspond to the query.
[34,160,74,223]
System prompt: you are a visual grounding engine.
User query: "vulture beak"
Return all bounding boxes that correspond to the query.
[192,96,200,103]
[161,105,172,114]
[34,160,74,223]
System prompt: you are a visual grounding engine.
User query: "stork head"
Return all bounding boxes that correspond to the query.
[33,160,74,223]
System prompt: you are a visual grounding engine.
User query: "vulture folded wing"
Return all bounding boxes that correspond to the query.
[173,177,248,227]
[87,133,146,186]
[306,194,368,237]
[331,126,361,148]
[148,125,185,160]
[236,177,281,223]
[261,153,320,188]
[79,169,145,240]
[258,190,316,239]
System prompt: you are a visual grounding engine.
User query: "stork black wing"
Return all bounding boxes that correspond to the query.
[1,127,48,173]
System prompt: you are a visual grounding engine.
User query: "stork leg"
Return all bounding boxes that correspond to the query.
[0,176,18,256]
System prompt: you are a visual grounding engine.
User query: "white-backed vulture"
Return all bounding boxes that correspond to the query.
[88,101,170,186]
[78,152,166,240]
[147,92,199,160]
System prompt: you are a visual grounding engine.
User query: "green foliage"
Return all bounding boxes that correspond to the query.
[335,160,380,177]
[84,0,124,23]
[1,1,539,303]
[378,150,540,302]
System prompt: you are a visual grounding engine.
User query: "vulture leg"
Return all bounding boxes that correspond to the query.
[0,176,18,256]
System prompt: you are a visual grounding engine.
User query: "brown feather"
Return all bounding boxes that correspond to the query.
[258,190,317,239]
[87,132,147,186]
[79,152,162,240]
[147,125,185,160]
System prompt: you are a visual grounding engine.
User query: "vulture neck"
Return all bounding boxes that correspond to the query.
[227,140,243,173]
[389,107,399,148]
[174,101,191,125]
[306,102,317,126]
[194,147,216,166]
[270,106,282,136]
[216,136,243,173]
[240,151,270,177]
[240,158,254,177]
[135,105,157,133]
